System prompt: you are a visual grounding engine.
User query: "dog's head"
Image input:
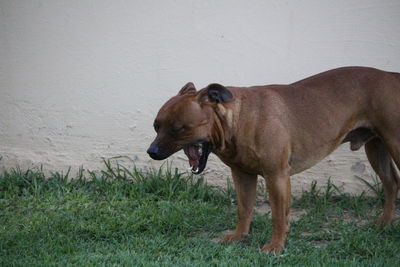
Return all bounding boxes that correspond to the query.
[147,82,233,174]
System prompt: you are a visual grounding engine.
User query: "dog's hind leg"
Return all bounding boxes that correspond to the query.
[365,138,399,225]
[384,138,400,171]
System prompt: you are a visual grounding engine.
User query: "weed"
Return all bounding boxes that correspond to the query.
[355,174,384,201]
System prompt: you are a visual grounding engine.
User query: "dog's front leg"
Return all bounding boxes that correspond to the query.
[262,171,291,254]
[221,168,258,242]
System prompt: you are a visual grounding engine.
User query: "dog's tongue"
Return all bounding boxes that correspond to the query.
[184,146,200,168]
[189,158,199,168]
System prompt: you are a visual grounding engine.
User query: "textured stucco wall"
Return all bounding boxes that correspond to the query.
[1,0,400,194]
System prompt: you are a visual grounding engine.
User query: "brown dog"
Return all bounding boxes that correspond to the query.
[147,66,400,253]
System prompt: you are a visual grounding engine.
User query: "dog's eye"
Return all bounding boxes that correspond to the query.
[170,125,185,135]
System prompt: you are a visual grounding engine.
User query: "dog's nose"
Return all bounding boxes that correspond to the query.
[147,144,162,160]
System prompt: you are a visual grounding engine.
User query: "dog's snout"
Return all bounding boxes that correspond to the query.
[147,143,163,160]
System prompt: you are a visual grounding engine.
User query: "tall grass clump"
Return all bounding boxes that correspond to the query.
[0,160,231,205]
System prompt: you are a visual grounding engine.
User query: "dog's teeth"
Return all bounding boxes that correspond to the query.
[191,167,199,173]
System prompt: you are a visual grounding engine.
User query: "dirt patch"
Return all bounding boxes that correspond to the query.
[329,210,370,227]
[254,202,271,216]
[312,240,328,249]
[290,209,308,222]
[254,201,307,222]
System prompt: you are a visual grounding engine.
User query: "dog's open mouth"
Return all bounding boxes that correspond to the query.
[183,141,211,174]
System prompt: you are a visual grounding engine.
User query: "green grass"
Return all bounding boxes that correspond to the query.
[0,161,399,266]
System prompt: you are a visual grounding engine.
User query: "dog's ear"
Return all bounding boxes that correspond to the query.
[205,83,233,103]
[178,82,196,95]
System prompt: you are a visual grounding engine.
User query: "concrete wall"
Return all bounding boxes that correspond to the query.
[1,0,400,194]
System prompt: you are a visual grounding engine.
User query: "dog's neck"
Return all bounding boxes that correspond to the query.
[210,103,236,155]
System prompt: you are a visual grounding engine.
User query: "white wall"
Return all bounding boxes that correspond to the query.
[1,0,400,194]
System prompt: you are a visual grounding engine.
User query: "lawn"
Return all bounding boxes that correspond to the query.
[0,161,399,266]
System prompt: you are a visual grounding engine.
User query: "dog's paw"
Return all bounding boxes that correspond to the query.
[375,215,393,226]
[261,242,284,254]
[220,232,247,243]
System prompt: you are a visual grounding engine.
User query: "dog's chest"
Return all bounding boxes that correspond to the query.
[215,147,263,175]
